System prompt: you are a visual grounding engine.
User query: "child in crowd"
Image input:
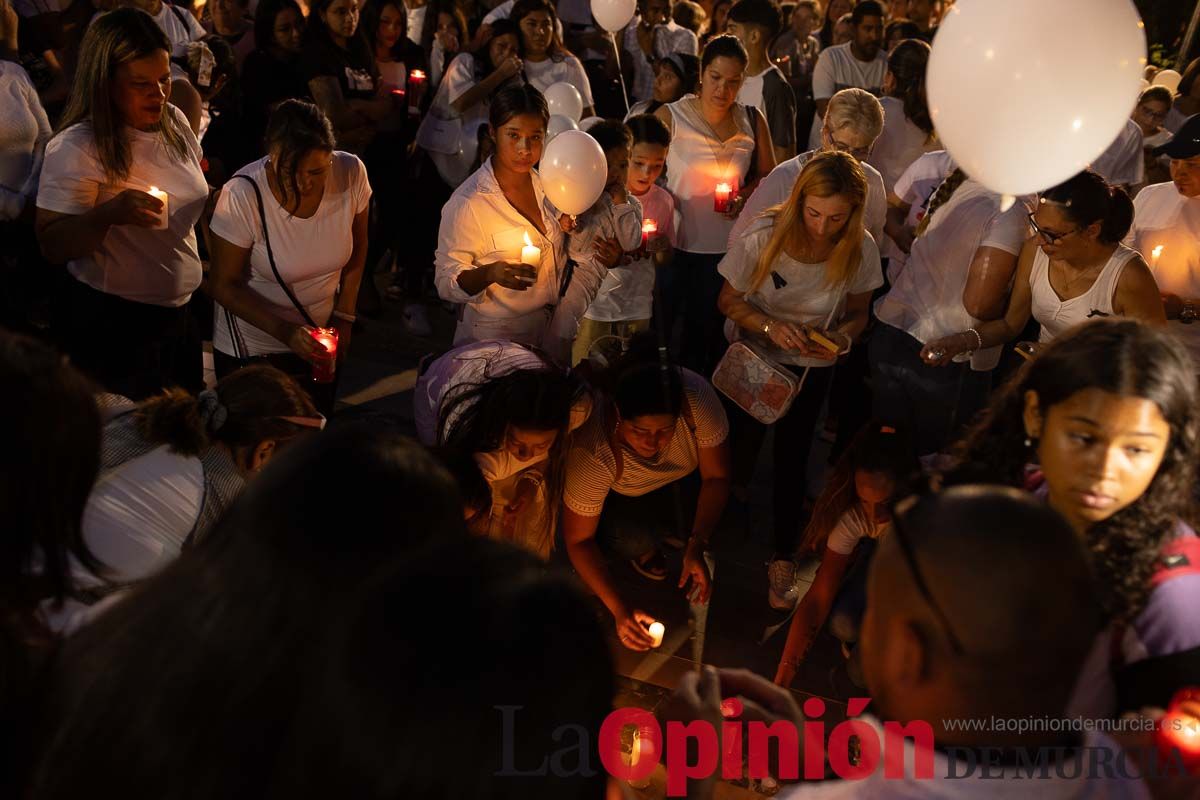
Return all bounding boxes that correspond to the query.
[563,120,644,363]
[727,0,797,162]
[775,422,919,686]
[572,115,674,365]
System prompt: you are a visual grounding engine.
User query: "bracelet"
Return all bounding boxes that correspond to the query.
[965,327,983,354]
[332,310,357,323]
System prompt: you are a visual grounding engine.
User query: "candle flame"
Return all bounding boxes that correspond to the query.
[716,182,732,192]
[1152,245,1164,260]
[149,186,160,193]
[524,231,533,246]
[411,70,426,79]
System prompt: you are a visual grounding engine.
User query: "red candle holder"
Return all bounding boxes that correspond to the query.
[714,182,732,213]
[407,69,427,112]
[641,218,658,249]
[310,327,339,384]
[1157,688,1200,774]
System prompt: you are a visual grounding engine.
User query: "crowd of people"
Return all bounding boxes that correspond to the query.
[3,0,1200,795]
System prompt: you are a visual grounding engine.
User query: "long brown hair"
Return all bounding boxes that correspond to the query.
[747,150,867,293]
[57,8,193,182]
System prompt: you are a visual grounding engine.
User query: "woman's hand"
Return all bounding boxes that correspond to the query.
[437,28,460,52]
[102,189,165,228]
[724,193,748,220]
[285,324,323,363]
[494,54,523,82]
[680,538,712,604]
[919,331,975,367]
[764,320,837,359]
[333,316,353,360]
[594,236,623,270]
[486,261,538,290]
[506,475,540,516]
[616,609,658,651]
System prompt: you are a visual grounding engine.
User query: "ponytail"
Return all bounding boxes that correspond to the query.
[887,39,933,135]
[1101,185,1134,244]
[1040,169,1133,245]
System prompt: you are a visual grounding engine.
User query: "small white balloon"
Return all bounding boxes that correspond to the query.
[927,0,1146,196]
[591,0,636,32]
[539,130,608,216]
[543,82,584,122]
[1153,69,1182,93]
[579,115,605,131]
[546,114,579,141]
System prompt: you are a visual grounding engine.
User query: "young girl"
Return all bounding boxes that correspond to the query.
[429,0,469,88]
[509,0,594,118]
[774,422,918,687]
[949,319,1200,717]
[625,52,701,119]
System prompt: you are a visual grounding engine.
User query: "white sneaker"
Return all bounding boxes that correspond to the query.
[767,559,799,611]
[402,302,433,337]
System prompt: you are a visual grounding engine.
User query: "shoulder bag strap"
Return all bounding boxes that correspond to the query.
[233,174,318,329]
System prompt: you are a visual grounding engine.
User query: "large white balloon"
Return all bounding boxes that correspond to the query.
[591,0,635,32]
[539,130,608,216]
[547,114,579,142]
[1153,69,1183,93]
[544,82,584,122]
[927,0,1146,196]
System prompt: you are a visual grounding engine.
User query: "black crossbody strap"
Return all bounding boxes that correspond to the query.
[233,174,318,329]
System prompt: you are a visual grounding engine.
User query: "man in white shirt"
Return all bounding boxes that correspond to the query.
[731,88,886,249]
[811,0,886,120]
[1090,117,1145,193]
[1125,114,1200,368]
[727,0,795,161]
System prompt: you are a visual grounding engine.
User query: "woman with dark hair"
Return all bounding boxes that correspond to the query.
[208,99,370,415]
[625,52,700,118]
[364,0,428,94]
[866,37,934,195]
[429,0,469,88]
[241,0,310,157]
[415,339,591,557]
[816,0,853,49]
[36,8,209,401]
[304,0,396,155]
[883,18,919,52]
[62,365,320,626]
[655,34,775,375]
[510,0,594,118]
[435,84,598,351]
[31,529,612,800]
[0,330,101,798]
[922,171,1164,365]
[947,319,1200,716]
[563,334,729,649]
[700,0,731,47]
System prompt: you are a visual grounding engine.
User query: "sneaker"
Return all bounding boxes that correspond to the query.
[767,558,800,610]
[402,302,433,338]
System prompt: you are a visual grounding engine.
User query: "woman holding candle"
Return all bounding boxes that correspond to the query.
[414,338,591,558]
[717,151,882,608]
[434,84,599,354]
[509,0,594,119]
[208,100,371,415]
[563,334,729,650]
[654,33,775,375]
[948,320,1200,717]
[921,171,1164,366]
[36,9,209,400]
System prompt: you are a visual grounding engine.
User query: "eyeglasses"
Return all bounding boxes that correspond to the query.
[277,413,327,430]
[1027,212,1078,245]
[827,132,872,161]
[891,495,966,655]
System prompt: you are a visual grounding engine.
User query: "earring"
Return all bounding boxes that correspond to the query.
[1024,436,1036,448]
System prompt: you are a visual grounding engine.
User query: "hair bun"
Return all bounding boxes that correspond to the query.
[197,390,228,433]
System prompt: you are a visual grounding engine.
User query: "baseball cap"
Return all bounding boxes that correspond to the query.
[1153,114,1200,159]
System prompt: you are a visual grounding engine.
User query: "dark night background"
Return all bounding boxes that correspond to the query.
[1135,0,1198,66]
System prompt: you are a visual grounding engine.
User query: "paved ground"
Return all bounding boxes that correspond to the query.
[320,278,858,797]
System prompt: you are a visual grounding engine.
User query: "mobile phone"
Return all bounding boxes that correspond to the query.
[1013,343,1035,361]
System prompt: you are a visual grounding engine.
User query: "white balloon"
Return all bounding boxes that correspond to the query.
[579,115,605,131]
[1153,69,1182,93]
[547,114,580,141]
[591,0,636,32]
[927,0,1146,196]
[544,82,584,122]
[539,130,608,216]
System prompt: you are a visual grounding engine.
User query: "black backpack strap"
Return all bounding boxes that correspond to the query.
[232,174,318,328]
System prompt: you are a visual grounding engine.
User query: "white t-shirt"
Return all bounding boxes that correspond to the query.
[209,152,372,356]
[37,105,209,307]
[0,61,50,221]
[406,2,428,45]
[783,717,1150,799]
[718,216,883,367]
[427,53,499,188]
[874,179,1029,370]
[868,95,931,196]
[153,2,206,54]
[1090,118,1144,188]
[621,18,699,103]
[887,150,957,280]
[523,55,595,109]
[826,505,891,555]
[586,182,676,322]
[80,444,203,586]
[729,149,887,250]
[1125,180,1200,365]
[811,42,887,100]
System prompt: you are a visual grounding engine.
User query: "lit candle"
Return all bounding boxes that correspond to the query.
[407,69,427,112]
[626,730,652,789]
[714,182,732,213]
[310,327,339,383]
[647,621,665,648]
[519,232,541,283]
[641,218,658,248]
[147,186,169,230]
[1152,244,1164,270]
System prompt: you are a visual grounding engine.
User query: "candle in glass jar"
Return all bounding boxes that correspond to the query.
[147,186,169,230]
[714,182,732,213]
[641,218,658,248]
[310,327,339,383]
[407,69,427,111]
[647,621,665,648]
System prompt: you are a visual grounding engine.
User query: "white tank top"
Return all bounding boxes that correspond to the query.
[664,95,756,254]
[1030,245,1137,343]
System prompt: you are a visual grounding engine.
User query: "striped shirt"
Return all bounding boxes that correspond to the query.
[564,369,728,515]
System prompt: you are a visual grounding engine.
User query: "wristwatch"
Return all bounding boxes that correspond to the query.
[1181,302,1198,325]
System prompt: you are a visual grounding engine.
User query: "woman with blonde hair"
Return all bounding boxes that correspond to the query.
[716,150,883,609]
